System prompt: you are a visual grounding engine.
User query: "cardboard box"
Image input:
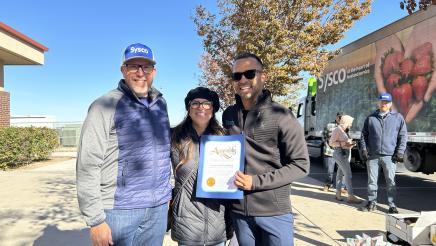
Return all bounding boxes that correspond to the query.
[386,211,436,246]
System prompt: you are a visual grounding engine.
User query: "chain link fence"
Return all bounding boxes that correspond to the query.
[10,121,83,149]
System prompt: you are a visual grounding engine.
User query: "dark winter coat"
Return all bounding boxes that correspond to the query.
[170,133,232,245]
[360,109,407,158]
[222,90,310,216]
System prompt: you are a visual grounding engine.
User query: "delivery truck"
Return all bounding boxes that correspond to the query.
[296,6,436,174]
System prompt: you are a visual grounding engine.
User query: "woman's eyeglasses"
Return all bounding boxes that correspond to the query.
[232,69,261,81]
[190,101,213,110]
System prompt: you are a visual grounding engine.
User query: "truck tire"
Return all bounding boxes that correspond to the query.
[403,147,422,172]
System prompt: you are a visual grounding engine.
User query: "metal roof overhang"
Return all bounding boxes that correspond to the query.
[0,22,48,65]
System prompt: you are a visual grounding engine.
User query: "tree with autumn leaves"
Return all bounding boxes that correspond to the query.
[193,0,372,109]
[400,0,436,14]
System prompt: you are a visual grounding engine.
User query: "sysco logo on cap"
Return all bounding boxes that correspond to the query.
[130,47,149,54]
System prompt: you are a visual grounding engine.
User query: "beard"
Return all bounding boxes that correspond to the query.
[239,92,254,100]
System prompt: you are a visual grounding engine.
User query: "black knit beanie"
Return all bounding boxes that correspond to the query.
[184,87,220,113]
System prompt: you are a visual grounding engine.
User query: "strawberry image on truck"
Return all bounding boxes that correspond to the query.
[297,6,436,174]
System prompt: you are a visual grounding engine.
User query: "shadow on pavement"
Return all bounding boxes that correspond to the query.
[33,225,89,246]
[38,177,84,224]
[0,171,87,245]
[308,157,436,213]
[394,172,436,212]
[294,234,335,246]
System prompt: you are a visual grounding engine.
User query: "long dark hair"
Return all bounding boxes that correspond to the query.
[171,114,226,171]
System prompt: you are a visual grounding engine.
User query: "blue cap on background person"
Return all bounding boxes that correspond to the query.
[122,43,156,65]
[379,92,392,102]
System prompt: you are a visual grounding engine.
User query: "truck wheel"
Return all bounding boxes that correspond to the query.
[403,147,422,172]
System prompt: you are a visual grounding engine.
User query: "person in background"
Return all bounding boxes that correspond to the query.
[222,53,310,245]
[322,112,347,195]
[329,115,361,204]
[360,92,407,214]
[76,43,171,246]
[170,87,233,246]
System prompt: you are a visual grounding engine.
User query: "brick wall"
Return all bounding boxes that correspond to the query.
[0,91,10,127]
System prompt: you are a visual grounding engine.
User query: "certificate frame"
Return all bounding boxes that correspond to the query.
[196,134,245,199]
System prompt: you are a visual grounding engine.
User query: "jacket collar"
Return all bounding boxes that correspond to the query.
[373,109,392,118]
[235,89,272,111]
[118,79,162,103]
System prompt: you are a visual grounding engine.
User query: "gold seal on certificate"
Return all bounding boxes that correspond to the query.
[206,177,215,187]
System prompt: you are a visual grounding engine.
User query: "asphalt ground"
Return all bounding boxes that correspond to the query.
[308,155,436,213]
[1,155,434,245]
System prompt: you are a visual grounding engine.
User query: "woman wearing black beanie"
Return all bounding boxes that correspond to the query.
[169,87,233,246]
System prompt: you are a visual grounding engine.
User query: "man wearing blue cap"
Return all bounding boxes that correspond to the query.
[359,92,407,214]
[76,43,172,246]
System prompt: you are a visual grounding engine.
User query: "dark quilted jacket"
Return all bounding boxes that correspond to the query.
[170,134,232,245]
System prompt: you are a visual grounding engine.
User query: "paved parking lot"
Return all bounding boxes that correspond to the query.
[308,156,436,213]
[0,156,434,245]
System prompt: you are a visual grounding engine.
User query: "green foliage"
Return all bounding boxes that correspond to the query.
[0,127,59,170]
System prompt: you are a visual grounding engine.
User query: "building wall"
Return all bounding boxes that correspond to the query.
[10,115,56,128]
[0,90,10,127]
[0,61,4,87]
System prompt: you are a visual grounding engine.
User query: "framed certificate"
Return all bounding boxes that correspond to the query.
[196,134,245,199]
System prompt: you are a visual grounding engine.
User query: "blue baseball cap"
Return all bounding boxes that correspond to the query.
[122,43,156,65]
[379,92,392,102]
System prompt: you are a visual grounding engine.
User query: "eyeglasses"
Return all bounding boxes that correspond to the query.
[124,64,154,73]
[232,69,261,81]
[190,100,213,110]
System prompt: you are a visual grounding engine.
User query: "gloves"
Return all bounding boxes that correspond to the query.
[361,150,368,162]
[392,153,404,163]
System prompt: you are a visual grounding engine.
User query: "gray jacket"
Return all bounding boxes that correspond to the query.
[170,134,232,245]
[360,110,407,158]
[76,81,172,227]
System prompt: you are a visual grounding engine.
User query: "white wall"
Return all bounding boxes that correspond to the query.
[10,115,56,128]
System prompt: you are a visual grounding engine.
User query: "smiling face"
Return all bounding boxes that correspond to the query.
[378,100,393,112]
[189,98,213,132]
[232,57,266,109]
[121,58,156,97]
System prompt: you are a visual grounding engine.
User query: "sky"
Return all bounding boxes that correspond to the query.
[1,0,408,125]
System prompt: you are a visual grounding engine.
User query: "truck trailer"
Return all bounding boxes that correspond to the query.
[297,7,436,174]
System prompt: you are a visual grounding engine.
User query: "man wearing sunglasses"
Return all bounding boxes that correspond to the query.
[77,43,171,246]
[222,53,310,245]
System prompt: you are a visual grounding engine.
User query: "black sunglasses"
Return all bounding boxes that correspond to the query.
[232,69,261,81]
